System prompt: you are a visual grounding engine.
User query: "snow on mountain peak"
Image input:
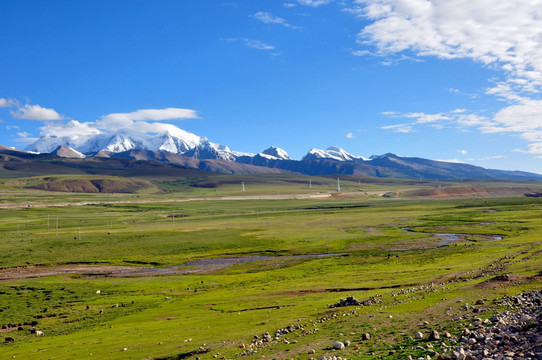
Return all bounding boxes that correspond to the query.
[260,146,291,160]
[302,146,364,162]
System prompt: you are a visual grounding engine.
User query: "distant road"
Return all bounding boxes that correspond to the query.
[0,192,337,209]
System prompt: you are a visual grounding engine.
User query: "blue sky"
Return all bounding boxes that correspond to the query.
[2,0,542,173]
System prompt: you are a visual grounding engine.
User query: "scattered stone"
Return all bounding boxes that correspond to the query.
[330,295,383,308]
[415,332,423,339]
[344,340,351,346]
[332,341,345,350]
[308,349,315,354]
[439,290,542,360]
[362,333,371,340]
[428,330,440,341]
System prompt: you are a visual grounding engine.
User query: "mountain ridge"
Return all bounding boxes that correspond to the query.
[18,126,542,181]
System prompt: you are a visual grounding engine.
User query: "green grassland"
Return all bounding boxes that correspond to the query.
[1,175,542,359]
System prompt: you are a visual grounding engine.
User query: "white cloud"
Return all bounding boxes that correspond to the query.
[11,104,64,121]
[380,111,398,116]
[284,3,297,7]
[381,109,494,133]
[100,108,197,123]
[403,112,451,123]
[356,0,542,90]
[458,149,468,155]
[40,120,102,138]
[436,158,464,163]
[478,155,505,161]
[34,108,201,143]
[252,12,299,29]
[296,0,333,6]
[0,98,16,108]
[14,131,38,144]
[222,38,279,54]
[353,0,542,154]
[6,125,20,130]
[244,39,276,51]
[345,132,355,139]
[381,123,413,133]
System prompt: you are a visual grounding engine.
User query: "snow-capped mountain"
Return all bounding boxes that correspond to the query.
[26,126,242,159]
[302,146,367,162]
[13,131,542,180]
[182,139,253,161]
[259,146,291,160]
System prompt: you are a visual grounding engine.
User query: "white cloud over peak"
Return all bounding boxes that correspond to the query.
[11,104,64,121]
[252,12,299,29]
[33,107,200,141]
[40,120,102,138]
[100,108,197,123]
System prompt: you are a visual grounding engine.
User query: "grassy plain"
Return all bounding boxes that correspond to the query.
[0,175,542,359]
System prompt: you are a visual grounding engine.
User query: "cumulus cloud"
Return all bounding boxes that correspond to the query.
[356,0,542,86]
[351,0,542,154]
[100,108,197,123]
[252,12,299,29]
[40,120,102,138]
[459,149,468,155]
[11,104,64,121]
[345,132,355,139]
[36,107,199,140]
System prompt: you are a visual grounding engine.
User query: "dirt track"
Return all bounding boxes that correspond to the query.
[0,192,334,209]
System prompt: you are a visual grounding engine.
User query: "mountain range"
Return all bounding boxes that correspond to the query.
[14,126,542,181]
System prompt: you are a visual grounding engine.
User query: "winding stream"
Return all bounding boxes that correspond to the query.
[401,227,504,248]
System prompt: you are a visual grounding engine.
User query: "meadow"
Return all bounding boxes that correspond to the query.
[1,175,541,359]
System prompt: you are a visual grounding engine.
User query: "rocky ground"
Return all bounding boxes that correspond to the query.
[433,290,542,360]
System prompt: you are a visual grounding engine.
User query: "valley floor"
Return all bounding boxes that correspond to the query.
[1,191,541,359]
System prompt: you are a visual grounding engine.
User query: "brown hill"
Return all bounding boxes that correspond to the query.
[28,178,152,193]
